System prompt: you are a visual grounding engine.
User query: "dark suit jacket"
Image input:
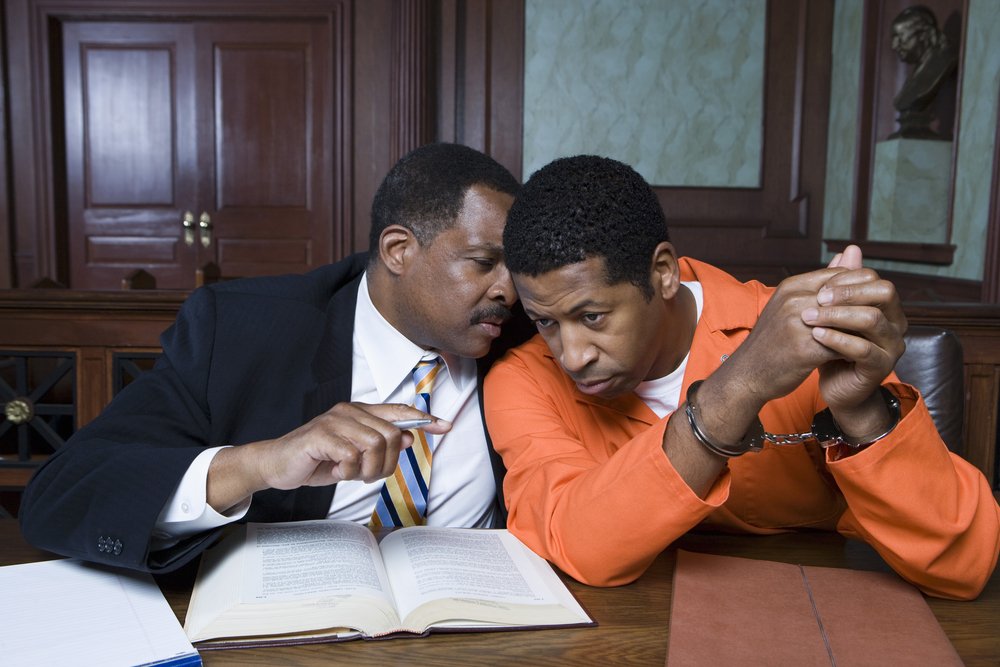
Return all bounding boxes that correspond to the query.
[19,253,531,573]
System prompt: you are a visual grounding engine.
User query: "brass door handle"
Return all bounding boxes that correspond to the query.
[199,212,213,248]
[182,211,196,246]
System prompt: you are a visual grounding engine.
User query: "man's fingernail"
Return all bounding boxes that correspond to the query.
[803,308,819,322]
[817,288,833,305]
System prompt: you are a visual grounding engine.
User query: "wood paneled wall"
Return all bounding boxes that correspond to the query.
[0,0,525,287]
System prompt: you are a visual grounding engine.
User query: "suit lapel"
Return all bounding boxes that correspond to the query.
[303,274,361,422]
[290,272,363,520]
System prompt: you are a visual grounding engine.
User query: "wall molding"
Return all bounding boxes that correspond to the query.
[983,81,1000,303]
[435,0,524,179]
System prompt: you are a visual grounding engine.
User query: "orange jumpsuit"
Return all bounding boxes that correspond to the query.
[484,258,1000,599]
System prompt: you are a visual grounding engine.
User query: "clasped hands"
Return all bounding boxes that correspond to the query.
[716,245,906,445]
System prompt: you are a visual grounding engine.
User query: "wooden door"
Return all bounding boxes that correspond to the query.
[63,22,199,289]
[192,20,332,284]
[62,18,333,290]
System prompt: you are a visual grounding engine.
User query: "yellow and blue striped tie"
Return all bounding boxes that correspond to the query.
[370,357,442,528]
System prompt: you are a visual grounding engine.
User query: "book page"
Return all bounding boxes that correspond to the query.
[1,559,200,667]
[380,527,590,630]
[242,521,390,601]
[185,520,400,642]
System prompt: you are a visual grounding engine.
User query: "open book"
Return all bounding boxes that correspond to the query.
[184,520,594,647]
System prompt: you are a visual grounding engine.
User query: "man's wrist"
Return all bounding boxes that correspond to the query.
[207,444,267,512]
[813,386,901,449]
[685,380,766,457]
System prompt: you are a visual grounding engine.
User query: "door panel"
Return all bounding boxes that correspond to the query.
[214,45,309,207]
[86,48,174,206]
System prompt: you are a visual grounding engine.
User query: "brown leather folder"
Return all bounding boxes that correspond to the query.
[666,550,963,666]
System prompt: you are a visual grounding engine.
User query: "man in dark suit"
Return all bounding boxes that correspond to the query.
[19,143,529,573]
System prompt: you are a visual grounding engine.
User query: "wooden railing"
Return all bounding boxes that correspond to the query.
[0,290,184,514]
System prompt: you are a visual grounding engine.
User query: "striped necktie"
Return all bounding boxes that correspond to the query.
[370,357,443,528]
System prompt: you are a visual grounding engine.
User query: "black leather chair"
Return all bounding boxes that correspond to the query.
[893,325,965,455]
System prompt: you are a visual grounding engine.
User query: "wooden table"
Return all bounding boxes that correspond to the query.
[2,520,997,666]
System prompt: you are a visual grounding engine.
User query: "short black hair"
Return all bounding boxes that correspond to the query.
[369,143,519,254]
[504,155,670,300]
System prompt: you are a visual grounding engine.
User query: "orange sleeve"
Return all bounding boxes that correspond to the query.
[830,382,1000,600]
[484,345,729,587]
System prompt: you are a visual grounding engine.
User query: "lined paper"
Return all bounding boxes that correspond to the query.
[0,558,200,667]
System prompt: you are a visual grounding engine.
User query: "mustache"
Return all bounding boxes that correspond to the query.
[470,303,513,326]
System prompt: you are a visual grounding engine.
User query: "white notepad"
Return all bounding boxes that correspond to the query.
[0,558,201,667]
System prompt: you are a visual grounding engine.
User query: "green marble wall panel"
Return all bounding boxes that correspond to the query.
[868,139,952,243]
[523,0,765,187]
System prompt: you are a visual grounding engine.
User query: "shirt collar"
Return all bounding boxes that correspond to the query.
[677,257,764,334]
[355,274,471,400]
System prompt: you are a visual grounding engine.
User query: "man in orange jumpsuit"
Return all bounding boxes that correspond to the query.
[484,155,999,600]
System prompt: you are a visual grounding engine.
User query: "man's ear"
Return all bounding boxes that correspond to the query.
[378,225,419,277]
[651,241,681,300]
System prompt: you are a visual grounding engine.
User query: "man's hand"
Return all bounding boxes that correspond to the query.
[206,402,451,513]
[825,244,863,271]
[803,246,907,438]
[720,267,849,408]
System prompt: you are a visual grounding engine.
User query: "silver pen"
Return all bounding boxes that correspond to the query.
[390,418,433,429]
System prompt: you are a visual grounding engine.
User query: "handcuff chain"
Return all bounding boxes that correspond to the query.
[764,431,816,446]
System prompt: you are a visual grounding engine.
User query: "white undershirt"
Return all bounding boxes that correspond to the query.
[152,274,496,545]
[633,282,704,417]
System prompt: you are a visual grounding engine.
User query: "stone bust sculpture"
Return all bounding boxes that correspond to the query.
[888,5,958,139]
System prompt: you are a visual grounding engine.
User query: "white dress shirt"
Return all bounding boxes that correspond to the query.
[153,273,496,544]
